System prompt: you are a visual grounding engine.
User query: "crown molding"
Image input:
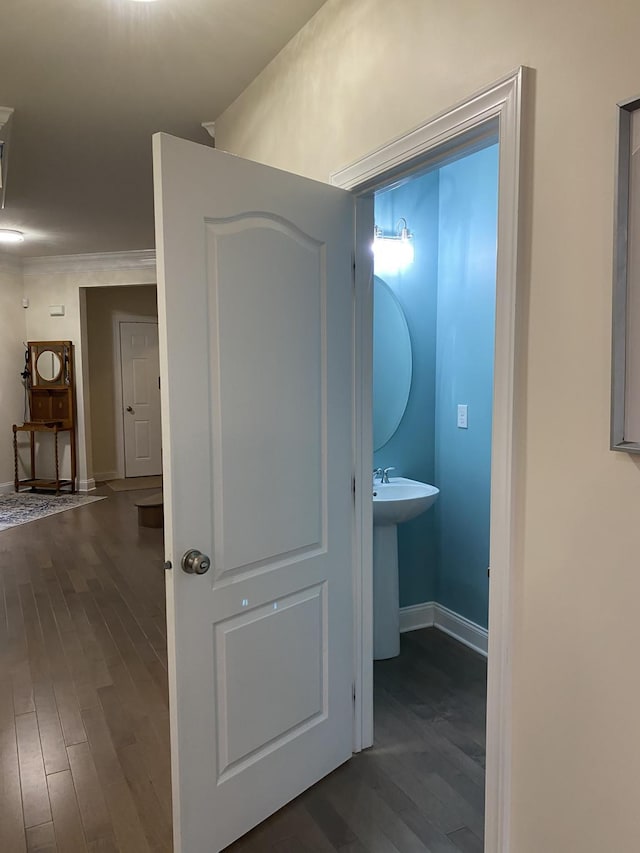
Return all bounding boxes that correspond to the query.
[201,121,216,141]
[0,252,23,275]
[23,249,156,276]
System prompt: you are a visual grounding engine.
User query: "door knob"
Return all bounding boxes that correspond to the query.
[181,549,211,575]
[126,406,133,413]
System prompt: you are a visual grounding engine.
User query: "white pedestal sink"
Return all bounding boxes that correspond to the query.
[373,477,439,660]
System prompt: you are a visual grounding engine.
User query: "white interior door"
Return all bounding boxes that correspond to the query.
[120,321,162,477]
[153,133,357,852]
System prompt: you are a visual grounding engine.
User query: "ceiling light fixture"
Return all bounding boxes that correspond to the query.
[373,218,414,274]
[0,228,24,244]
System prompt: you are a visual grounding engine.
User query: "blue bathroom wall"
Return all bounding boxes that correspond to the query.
[372,142,498,624]
[373,170,439,607]
[434,143,498,628]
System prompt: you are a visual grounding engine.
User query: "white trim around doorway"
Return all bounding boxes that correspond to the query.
[332,66,529,853]
[112,313,159,480]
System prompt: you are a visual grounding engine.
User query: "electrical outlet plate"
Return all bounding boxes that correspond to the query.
[457,404,468,429]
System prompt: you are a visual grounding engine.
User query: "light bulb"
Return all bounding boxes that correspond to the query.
[0,229,24,244]
[373,233,413,275]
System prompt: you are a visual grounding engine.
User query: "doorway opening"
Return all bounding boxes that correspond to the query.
[83,284,162,484]
[334,69,525,853]
[369,135,499,846]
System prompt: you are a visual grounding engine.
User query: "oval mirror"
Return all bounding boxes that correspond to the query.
[373,276,413,451]
[36,350,62,383]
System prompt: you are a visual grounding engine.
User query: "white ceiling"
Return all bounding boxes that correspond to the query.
[0,0,327,258]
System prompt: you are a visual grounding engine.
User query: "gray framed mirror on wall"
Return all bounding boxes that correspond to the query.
[612,95,640,452]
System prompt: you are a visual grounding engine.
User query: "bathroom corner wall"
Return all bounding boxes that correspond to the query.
[434,143,499,629]
[373,170,439,606]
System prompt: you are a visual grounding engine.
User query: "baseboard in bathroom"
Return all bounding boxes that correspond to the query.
[399,601,436,633]
[399,600,488,657]
[434,603,488,657]
[0,481,14,495]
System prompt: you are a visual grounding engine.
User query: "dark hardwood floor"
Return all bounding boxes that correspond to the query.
[0,488,486,853]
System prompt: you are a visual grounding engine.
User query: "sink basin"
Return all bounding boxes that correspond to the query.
[373,477,439,525]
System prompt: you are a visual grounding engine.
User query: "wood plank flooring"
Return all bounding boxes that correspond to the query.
[0,487,169,853]
[0,488,486,852]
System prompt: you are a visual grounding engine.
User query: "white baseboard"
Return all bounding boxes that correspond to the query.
[0,481,14,494]
[434,603,488,657]
[93,471,118,483]
[399,602,436,632]
[400,601,488,657]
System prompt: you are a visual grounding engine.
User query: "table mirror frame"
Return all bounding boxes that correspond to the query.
[30,341,71,388]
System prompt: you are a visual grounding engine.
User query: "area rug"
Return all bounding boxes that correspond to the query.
[107,476,163,492]
[0,492,106,532]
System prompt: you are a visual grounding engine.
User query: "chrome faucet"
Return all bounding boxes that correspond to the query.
[373,467,384,485]
[382,467,395,484]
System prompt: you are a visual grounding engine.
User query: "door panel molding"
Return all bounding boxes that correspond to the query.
[205,214,328,580]
[215,582,327,781]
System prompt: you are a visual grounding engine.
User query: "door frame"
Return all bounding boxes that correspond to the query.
[332,66,529,853]
[112,313,159,479]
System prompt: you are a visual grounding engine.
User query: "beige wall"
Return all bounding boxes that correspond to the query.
[23,263,157,487]
[0,257,27,490]
[86,285,158,479]
[216,2,640,851]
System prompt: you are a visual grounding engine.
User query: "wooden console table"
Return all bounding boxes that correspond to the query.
[13,421,76,494]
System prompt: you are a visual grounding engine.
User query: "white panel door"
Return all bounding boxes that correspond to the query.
[120,321,162,477]
[153,134,357,852]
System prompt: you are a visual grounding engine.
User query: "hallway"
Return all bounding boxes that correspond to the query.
[0,488,170,852]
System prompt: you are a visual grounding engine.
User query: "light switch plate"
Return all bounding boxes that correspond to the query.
[457,404,468,429]
[48,304,65,316]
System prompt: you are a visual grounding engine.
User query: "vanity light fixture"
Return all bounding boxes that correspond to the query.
[373,218,414,274]
[0,228,24,244]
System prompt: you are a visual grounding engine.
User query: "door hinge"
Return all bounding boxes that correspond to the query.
[352,682,356,705]
[352,475,356,503]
